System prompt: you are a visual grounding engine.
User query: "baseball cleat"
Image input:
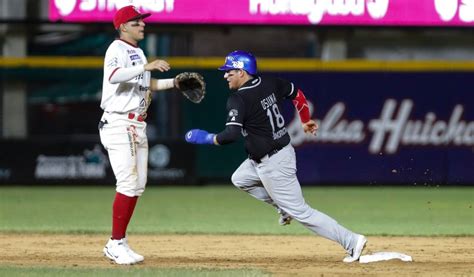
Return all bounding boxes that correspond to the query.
[123,237,144,262]
[278,213,292,226]
[277,208,292,226]
[343,235,367,263]
[103,238,138,265]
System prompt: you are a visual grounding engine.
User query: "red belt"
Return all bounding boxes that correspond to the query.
[128,112,146,122]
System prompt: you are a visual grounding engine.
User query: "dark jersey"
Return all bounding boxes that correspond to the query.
[221,76,298,160]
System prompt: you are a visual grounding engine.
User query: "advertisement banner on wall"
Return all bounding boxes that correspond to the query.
[274,72,474,185]
[49,0,474,26]
[0,140,196,185]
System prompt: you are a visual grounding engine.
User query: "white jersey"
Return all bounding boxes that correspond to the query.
[101,39,151,114]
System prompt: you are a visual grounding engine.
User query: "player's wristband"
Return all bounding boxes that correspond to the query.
[292,89,311,123]
[155,78,175,90]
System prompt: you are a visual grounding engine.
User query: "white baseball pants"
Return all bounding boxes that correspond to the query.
[231,144,358,251]
[99,112,148,197]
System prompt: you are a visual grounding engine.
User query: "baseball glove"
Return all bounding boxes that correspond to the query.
[175,72,206,104]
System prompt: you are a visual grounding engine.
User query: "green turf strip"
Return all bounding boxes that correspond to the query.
[0,186,472,236]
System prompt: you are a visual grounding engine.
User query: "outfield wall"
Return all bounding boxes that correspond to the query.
[0,139,196,185]
[279,72,473,185]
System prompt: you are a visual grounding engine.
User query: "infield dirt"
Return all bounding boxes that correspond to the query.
[1,234,473,276]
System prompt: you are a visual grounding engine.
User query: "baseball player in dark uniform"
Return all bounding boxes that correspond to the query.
[185,50,367,262]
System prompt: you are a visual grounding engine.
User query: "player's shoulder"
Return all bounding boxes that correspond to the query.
[228,91,243,101]
[226,91,246,107]
[252,76,288,93]
[261,75,290,85]
[106,39,139,53]
[105,40,123,55]
[109,39,128,50]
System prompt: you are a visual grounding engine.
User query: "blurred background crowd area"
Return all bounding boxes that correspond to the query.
[1,0,473,185]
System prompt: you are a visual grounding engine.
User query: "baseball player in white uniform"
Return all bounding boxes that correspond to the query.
[99,5,177,265]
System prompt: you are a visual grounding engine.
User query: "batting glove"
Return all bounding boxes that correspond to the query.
[185,129,215,145]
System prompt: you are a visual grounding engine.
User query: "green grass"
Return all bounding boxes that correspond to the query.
[0,266,268,277]
[0,185,472,236]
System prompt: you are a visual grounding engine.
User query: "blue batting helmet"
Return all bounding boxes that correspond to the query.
[218,50,257,75]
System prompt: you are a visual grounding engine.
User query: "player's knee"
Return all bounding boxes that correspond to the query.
[231,172,244,188]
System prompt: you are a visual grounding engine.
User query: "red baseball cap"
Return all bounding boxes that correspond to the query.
[113,5,151,30]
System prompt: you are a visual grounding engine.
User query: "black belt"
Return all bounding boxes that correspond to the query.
[250,147,282,164]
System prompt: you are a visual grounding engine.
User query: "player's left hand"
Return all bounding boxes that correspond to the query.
[185,129,215,145]
[303,120,318,135]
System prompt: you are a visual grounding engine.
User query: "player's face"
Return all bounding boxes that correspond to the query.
[123,19,146,42]
[224,69,245,90]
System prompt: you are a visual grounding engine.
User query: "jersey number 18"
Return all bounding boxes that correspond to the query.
[266,104,285,132]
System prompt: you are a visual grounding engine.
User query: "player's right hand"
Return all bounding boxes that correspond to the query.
[144,59,170,72]
[303,120,318,136]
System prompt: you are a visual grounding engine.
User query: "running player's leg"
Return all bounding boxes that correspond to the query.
[231,158,277,207]
[257,145,359,251]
